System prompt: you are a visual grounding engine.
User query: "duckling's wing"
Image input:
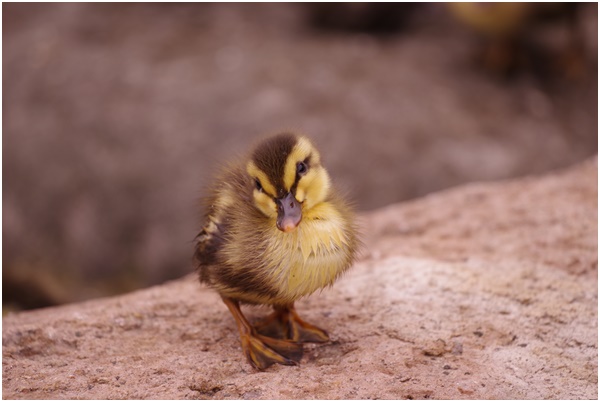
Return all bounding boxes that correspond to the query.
[194,219,227,283]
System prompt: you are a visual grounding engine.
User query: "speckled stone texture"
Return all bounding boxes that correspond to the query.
[3,157,597,399]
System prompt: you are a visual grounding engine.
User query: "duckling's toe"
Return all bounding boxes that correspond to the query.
[289,318,330,343]
[241,332,303,370]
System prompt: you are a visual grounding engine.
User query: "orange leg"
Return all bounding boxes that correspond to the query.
[255,303,330,344]
[222,297,303,370]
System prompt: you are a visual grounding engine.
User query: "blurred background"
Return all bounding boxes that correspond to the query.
[3,3,598,311]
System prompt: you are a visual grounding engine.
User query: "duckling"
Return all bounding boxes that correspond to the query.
[195,132,359,370]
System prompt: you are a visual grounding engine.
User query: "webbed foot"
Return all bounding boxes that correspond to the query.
[222,297,304,370]
[241,332,303,370]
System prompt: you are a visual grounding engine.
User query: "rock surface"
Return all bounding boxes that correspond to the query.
[3,158,597,399]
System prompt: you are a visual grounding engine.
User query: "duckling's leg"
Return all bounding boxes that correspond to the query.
[256,303,330,343]
[221,297,303,370]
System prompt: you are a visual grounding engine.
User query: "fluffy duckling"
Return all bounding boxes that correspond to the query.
[195,132,359,370]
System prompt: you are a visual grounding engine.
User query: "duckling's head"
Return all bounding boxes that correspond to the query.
[246,132,331,232]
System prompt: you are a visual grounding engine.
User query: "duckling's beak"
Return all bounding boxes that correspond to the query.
[276,192,302,232]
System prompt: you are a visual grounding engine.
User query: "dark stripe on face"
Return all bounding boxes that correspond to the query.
[290,154,312,196]
[251,133,297,198]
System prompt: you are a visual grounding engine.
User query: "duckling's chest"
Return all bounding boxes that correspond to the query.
[262,217,353,301]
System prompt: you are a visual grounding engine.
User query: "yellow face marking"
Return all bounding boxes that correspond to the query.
[282,136,330,211]
[283,136,316,190]
[295,166,331,211]
[247,161,279,219]
[253,189,278,219]
[246,161,277,196]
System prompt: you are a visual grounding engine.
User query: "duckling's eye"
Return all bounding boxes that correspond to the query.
[255,179,263,192]
[296,161,308,175]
